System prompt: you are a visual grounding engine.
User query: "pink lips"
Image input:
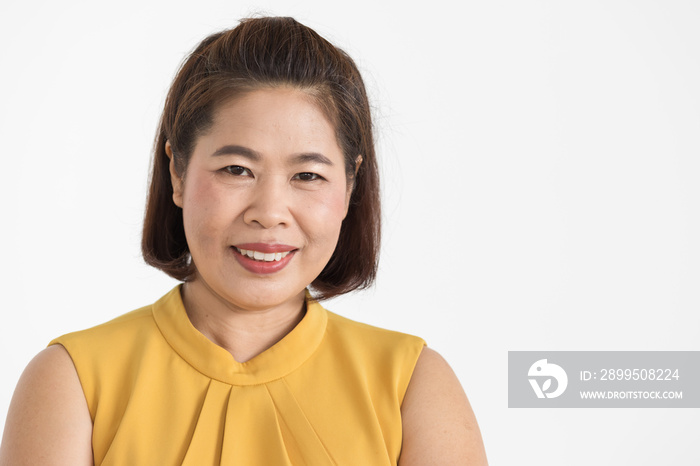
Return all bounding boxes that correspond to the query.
[232,243,297,274]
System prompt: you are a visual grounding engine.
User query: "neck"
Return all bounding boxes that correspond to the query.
[180,279,306,363]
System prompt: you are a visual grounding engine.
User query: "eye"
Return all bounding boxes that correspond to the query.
[223,165,252,177]
[293,172,324,182]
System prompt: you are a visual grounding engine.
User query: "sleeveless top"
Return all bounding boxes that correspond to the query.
[49,286,425,465]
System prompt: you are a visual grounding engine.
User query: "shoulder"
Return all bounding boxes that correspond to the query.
[0,346,93,465]
[50,287,181,357]
[325,311,425,366]
[322,310,427,401]
[49,304,160,374]
[45,301,167,421]
[325,310,425,352]
[51,304,155,349]
[399,347,489,466]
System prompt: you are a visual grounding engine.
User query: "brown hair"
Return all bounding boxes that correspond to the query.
[142,16,380,300]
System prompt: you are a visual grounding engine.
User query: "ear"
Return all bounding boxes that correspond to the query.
[344,155,363,215]
[354,154,363,176]
[165,141,184,208]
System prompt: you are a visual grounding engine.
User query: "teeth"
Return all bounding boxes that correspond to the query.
[237,248,290,262]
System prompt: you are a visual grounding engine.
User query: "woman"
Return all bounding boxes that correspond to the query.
[0,17,487,465]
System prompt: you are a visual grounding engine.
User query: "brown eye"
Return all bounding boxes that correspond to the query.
[224,165,252,176]
[294,172,323,182]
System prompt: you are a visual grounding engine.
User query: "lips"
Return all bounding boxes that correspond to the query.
[232,243,297,274]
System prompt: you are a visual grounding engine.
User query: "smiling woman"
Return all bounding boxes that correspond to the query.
[169,89,353,327]
[169,88,357,361]
[0,16,487,466]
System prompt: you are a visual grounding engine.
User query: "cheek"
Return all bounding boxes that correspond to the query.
[302,188,349,245]
[182,177,228,246]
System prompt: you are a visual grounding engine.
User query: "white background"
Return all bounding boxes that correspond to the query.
[1,0,699,464]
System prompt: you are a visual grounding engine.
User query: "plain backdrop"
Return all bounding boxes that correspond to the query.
[1,0,699,464]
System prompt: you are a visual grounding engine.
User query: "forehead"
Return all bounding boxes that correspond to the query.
[199,88,341,155]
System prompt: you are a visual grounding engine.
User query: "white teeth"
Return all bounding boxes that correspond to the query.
[236,248,291,262]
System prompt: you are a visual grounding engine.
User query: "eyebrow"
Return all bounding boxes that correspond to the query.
[211,145,261,160]
[211,145,334,166]
[291,152,334,166]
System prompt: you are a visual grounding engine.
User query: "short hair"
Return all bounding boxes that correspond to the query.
[142,16,380,300]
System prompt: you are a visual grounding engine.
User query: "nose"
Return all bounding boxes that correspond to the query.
[242,176,292,229]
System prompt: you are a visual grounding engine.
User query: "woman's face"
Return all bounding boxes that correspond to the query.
[170,87,352,312]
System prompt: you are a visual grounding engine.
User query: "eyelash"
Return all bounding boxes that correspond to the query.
[223,165,252,176]
[222,166,325,182]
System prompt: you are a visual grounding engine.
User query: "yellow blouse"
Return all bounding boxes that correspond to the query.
[50,286,425,465]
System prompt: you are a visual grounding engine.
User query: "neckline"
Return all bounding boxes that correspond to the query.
[152,285,328,386]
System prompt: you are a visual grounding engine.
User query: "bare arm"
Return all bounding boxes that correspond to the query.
[399,347,488,466]
[0,345,93,466]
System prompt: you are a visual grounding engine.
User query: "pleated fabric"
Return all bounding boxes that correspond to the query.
[50,286,425,465]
